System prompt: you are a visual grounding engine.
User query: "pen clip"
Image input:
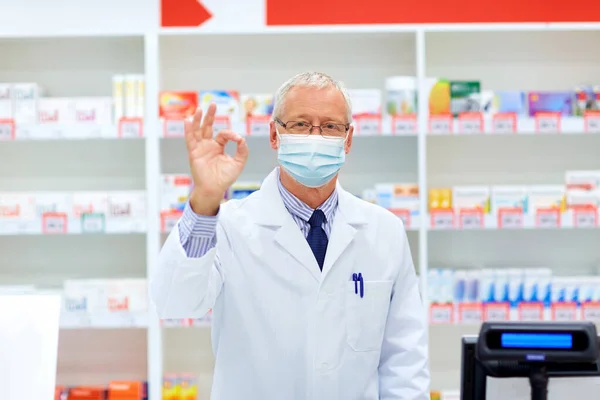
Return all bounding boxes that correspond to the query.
[352,273,358,294]
[358,273,364,298]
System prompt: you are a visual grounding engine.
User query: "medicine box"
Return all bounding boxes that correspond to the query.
[73,97,113,124]
[199,90,240,122]
[565,189,599,210]
[452,186,490,213]
[159,91,198,120]
[428,188,452,211]
[71,192,108,219]
[565,170,600,190]
[574,85,596,116]
[230,182,261,200]
[490,185,528,215]
[527,185,566,213]
[13,83,42,124]
[375,183,420,216]
[491,91,527,116]
[450,81,481,117]
[0,84,13,119]
[385,76,417,116]
[38,98,73,124]
[161,175,192,213]
[240,93,274,121]
[347,89,382,117]
[527,91,573,117]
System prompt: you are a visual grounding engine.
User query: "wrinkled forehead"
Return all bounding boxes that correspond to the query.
[280,85,348,122]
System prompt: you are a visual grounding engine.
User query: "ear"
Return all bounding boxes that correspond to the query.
[344,125,354,154]
[269,120,279,150]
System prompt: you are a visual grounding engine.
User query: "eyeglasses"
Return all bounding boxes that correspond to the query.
[275,118,349,138]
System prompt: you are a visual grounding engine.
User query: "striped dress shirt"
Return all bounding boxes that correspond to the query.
[178,169,339,258]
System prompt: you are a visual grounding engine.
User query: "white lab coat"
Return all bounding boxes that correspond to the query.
[151,169,430,400]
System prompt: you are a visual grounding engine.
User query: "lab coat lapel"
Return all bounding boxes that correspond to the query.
[321,186,367,278]
[255,169,321,283]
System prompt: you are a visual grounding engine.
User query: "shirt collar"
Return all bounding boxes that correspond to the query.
[276,168,338,224]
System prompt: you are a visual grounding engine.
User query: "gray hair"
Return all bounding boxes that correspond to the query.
[272,72,353,123]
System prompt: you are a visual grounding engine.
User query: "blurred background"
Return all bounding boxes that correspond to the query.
[1,1,600,400]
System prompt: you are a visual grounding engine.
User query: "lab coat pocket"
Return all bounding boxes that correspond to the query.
[345,280,394,352]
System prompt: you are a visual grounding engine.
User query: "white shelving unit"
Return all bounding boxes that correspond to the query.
[2,2,600,397]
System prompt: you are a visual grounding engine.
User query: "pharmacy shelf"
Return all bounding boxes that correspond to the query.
[0,122,144,141]
[427,115,600,135]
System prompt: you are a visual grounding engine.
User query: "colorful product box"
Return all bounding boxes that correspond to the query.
[527,91,573,117]
[385,76,417,116]
[159,92,198,120]
[491,185,528,215]
[162,375,180,400]
[449,81,481,117]
[427,78,450,115]
[428,188,452,211]
[230,182,261,200]
[573,85,596,116]
[241,94,274,121]
[161,175,192,213]
[199,90,240,122]
[178,375,198,400]
[375,183,420,216]
[491,91,527,116]
[452,186,490,213]
[594,86,600,110]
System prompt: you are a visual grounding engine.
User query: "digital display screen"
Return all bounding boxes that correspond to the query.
[501,333,573,349]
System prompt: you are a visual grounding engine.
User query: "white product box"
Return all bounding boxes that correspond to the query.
[427,269,441,304]
[438,268,454,304]
[105,279,148,313]
[523,268,552,304]
[0,84,13,119]
[452,186,490,213]
[527,185,565,214]
[33,192,71,218]
[347,89,382,116]
[0,193,36,221]
[70,192,108,218]
[73,97,113,124]
[160,174,192,213]
[113,75,125,123]
[565,170,600,190]
[452,270,467,304]
[491,185,528,215]
[240,93,274,121]
[63,279,108,315]
[493,269,509,303]
[506,268,524,307]
[385,76,417,116]
[38,98,73,124]
[13,83,42,124]
[106,191,147,232]
[566,188,599,209]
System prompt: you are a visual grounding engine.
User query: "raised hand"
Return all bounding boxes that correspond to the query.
[185,103,249,216]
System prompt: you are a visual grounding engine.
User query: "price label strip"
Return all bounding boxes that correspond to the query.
[518,302,544,321]
[430,304,453,324]
[0,119,15,140]
[459,210,483,229]
[164,119,186,137]
[552,302,578,321]
[574,208,597,228]
[118,118,143,138]
[484,303,510,321]
[392,115,417,135]
[498,208,524,229]
[459,303,482,324]
[81,213,106,233]
[536,209,561,228]
[535,112,561,134]
[355,115,381,136]
[42,212,68,234]
[431,210,455,229]
[246,116,271,136]
[429,115,452,135]
[582,302,600,322]
[584,111,600,134]
[492,113,517,134]
[458,112,483,134]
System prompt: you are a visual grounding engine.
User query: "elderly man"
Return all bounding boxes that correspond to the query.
[151,72,430,399]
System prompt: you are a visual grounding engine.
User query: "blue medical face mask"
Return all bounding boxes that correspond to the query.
[277,132,346,188]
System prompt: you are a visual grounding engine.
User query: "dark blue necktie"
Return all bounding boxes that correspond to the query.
[307,209,328,270]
